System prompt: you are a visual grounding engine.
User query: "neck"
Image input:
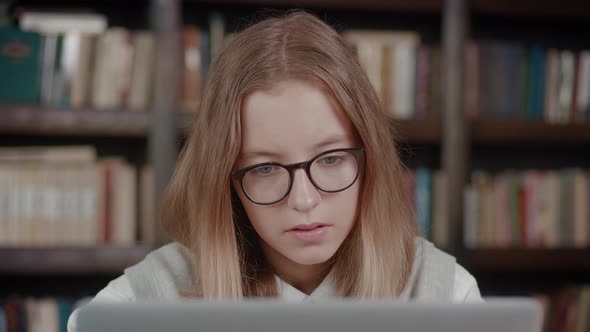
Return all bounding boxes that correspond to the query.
[261,242,333,295]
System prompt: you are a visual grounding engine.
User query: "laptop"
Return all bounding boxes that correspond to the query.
[77,298,543,332]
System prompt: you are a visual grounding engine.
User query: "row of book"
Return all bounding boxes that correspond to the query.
[0,12,152,110]
[464,169,590,249]
[5,12,589,125]
[0,146,155,247]
[342,30,427,120]
[535,286,590,332]
[0,11,226,112]
[466,42,590,124]
[336,30,590,124]
[0,296,81,332]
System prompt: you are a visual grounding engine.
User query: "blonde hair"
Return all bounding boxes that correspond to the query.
[160,11,417,299]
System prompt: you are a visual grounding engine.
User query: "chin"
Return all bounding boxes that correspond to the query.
[286,247,338,266]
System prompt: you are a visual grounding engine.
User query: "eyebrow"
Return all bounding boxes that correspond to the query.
[240,135,350,161]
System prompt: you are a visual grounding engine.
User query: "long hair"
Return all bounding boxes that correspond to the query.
[160,11,417,299]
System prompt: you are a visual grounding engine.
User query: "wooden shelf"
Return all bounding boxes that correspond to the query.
[0,105,150,137]
[177,114,442,144]
[189,0,441,12]
[460,248,590,272]
[0,245,151,275]
[471,0,590,18]
[470,120,590,144]
[392,118,442,144]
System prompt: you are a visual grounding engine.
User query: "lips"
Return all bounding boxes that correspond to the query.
[289,223,329,231]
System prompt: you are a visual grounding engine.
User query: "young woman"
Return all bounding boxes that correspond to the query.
[68,10,482,332]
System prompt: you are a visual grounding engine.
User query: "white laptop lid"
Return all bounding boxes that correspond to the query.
[77,298,543,332]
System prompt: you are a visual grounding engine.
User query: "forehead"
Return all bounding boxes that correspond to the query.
[239,80,356,159]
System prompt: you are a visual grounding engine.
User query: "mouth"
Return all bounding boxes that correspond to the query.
[288,223,330,232]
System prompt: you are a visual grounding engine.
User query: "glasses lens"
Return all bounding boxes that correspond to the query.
[310,150,359,191]
[242,164,290,204]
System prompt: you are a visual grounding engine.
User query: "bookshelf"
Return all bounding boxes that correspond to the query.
[470,120,590,144]
[187,0,443,12]
[0,0,171,312]
[470,0,590,18]
[459,5,590,327]
[0,105,151,137]
[0,246,151,275]
[462,248,590,272]
[178,113,443,144]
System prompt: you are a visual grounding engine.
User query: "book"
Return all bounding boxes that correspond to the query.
[0,168,8,245]
[342,30,420,119]
[415,168,432,239]
[181,26,203,112]
[111,162,137,246]
[494,173,511,247]
[464,41,590,124]
[545,48,560,123]
[0,306,6,332]
[57,299,73,332]
[432,170,449,248]
[528,46,546,120]
[464,41,480,119]
[39,34,60,105]
[0,146,143,247]
[140,165,156,246]
[573,170,588,248]
[558,51,575,124]
[463,181,479,248]
[504,43,526,119]
[70,35,96,109]
[0,296,81,332]
[465,169,590,248]
[576,51,590,118]
[91,28,133,110]
[415,44,431,119]
[19,12,108,108]
[128,31,155,111]
[0,27,41,103]
[19,12,107,35]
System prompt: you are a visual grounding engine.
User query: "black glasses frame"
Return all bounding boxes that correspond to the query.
[231,146,364,205]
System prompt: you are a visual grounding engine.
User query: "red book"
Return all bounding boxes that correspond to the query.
[415,44,431,119]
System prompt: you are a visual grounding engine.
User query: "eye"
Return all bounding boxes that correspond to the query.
[250,165,277,176]
[318,155,343,165]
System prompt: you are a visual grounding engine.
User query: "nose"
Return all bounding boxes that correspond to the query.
[287,168,321,212]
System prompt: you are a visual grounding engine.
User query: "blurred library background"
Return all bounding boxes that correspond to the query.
[0,0,589,331]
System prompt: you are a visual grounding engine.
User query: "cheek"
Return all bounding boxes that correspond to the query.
[333,178,361,219]
[236,191,278,236]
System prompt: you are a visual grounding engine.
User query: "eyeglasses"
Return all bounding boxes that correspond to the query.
[232,146,364,205]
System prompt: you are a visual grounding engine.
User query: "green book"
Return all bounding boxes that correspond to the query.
[0,27,41,103]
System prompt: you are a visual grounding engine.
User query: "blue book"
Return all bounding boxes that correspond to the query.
[415,168,432,240]
[0,306,7,332]
[532,47,547,121]
[58,299,74,332]
[525,49,538,120]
